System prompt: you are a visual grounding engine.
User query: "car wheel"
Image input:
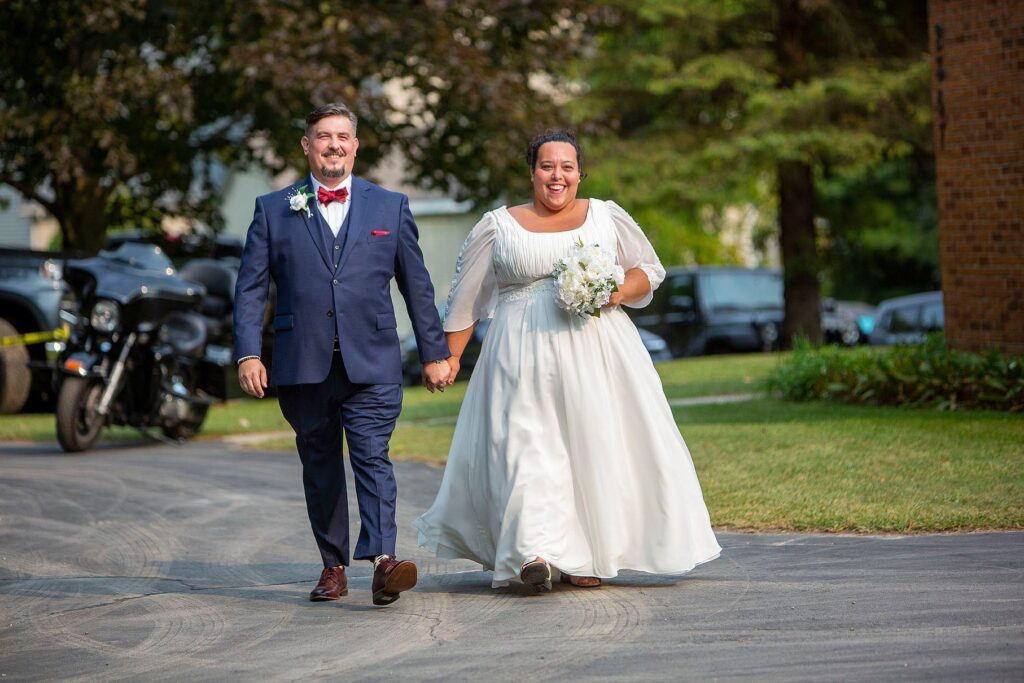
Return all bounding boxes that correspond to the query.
[840,323,862,346]
[0,318,31,414]
[758,322,779,351]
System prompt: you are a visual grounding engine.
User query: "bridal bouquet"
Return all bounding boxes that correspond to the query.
[552,239,625,318]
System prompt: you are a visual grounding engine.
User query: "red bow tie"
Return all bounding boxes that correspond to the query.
[317,186,349,205]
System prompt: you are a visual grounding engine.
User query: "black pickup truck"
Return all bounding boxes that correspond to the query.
[0,246,69,412]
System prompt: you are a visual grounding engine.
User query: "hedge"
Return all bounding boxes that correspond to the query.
[767,335,1024,412]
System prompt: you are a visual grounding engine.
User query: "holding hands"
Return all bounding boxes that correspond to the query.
[444,355,461,386]
[421,358,452,393]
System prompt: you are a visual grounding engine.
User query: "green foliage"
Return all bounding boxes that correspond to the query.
[573,0,933,292]
[0,0,591,250]
[768,336,1024,412]
[817,154,939,302]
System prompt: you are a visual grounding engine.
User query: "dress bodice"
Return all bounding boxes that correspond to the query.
[443,198,667,332]
[491,203,609,289]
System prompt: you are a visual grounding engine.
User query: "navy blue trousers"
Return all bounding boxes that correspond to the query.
[277,350,403,567]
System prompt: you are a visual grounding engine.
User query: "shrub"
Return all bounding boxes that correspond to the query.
[767,335,1024,412]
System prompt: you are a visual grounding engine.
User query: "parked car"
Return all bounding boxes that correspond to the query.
[869,291,944,346]
[627,267,784,357]
[400,318,672,386]
[821,298,876,347]
[637,327,673,363]
[0,246,74,412]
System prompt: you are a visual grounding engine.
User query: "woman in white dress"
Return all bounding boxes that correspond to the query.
[414,132,720,590]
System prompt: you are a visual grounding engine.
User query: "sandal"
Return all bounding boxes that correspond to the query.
[520,557,552,591]
[560,572,602,588]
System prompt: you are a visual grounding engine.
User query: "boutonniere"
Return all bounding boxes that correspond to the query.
[287,185,315,218]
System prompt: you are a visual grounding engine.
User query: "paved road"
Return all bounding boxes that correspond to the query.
[1,440,1021,681]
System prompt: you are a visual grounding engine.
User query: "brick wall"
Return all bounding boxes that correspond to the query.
[929,0,1024,354]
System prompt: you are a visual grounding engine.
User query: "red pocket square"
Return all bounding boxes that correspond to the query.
[370,229,391,236]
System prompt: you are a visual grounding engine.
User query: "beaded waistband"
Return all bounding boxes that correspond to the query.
[498,278,555,303]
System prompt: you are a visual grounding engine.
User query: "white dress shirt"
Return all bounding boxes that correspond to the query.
[310,175,353,237]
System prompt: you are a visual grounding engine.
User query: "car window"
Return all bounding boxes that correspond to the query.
[921,301,944,330]
[889,305,920,332]
[877,311,891,331]
[669,275,695,298]
[699,270,783,311]
[667,275,696,310]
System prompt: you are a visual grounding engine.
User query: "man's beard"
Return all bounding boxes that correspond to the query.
[321,164,346,179]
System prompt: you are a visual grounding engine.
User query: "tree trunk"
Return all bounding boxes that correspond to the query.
[54,176,111,255]
[778,160,821,346]
[776,0,821,347]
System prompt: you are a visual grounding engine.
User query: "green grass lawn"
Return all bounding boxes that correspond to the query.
[3,352,1021,532]
[676,399,1022,533]
[655,351,780,398]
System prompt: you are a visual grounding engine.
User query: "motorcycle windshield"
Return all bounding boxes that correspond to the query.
[65,243,204,307]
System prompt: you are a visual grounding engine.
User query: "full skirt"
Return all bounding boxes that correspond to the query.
[414,281,721,586]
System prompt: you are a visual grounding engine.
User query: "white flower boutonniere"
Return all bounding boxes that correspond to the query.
[287,185,315,218]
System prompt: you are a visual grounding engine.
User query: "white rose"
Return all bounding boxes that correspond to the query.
[289,194,307,212]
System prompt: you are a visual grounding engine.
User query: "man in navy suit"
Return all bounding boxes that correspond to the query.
[234,102,451,606]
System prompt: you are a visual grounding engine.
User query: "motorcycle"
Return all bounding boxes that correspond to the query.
[55,242,230,452]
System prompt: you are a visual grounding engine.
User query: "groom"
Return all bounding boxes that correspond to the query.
[233,102,451,606]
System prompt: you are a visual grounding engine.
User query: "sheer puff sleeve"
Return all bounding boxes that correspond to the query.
[443,212,498,332]
[606,200,666,308]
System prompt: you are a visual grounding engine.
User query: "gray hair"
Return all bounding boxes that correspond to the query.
[305,102,358,136]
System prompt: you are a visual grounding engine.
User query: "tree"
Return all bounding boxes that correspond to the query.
[818,153,939,303]
[0,0,591,253]
[574,0,931,344]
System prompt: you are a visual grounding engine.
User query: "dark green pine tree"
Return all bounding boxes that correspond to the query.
[575,0,931,344]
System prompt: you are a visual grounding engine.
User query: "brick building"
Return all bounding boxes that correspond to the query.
[929,0,1024,354]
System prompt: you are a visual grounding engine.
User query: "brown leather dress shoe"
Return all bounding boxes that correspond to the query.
[309,565,348,601]
[371,555,417,606]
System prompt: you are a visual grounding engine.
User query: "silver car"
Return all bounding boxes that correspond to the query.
[868,291,944,345]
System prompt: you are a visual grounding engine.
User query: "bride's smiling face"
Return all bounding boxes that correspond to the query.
[531,142,581,212]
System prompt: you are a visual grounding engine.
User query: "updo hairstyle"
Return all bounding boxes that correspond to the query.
[525,130,587,179]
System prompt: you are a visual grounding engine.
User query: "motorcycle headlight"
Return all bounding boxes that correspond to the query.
[90,300,120,333]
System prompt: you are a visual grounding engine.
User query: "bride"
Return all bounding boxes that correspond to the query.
[414,131,720,590]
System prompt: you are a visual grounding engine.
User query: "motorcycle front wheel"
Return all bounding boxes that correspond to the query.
[56,377,105,452]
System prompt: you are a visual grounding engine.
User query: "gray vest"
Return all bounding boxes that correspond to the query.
[315,203,351,273]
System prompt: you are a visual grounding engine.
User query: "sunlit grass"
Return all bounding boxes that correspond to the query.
[676,399,1024,532]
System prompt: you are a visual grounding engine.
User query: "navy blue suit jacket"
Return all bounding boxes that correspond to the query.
[233,176,450,386]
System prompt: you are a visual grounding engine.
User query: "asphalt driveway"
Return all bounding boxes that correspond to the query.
[1,440,1021,681]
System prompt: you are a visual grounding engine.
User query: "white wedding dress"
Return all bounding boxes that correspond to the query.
[414,199,721,586]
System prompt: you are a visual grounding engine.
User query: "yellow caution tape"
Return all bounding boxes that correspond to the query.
[0,328,69,347]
